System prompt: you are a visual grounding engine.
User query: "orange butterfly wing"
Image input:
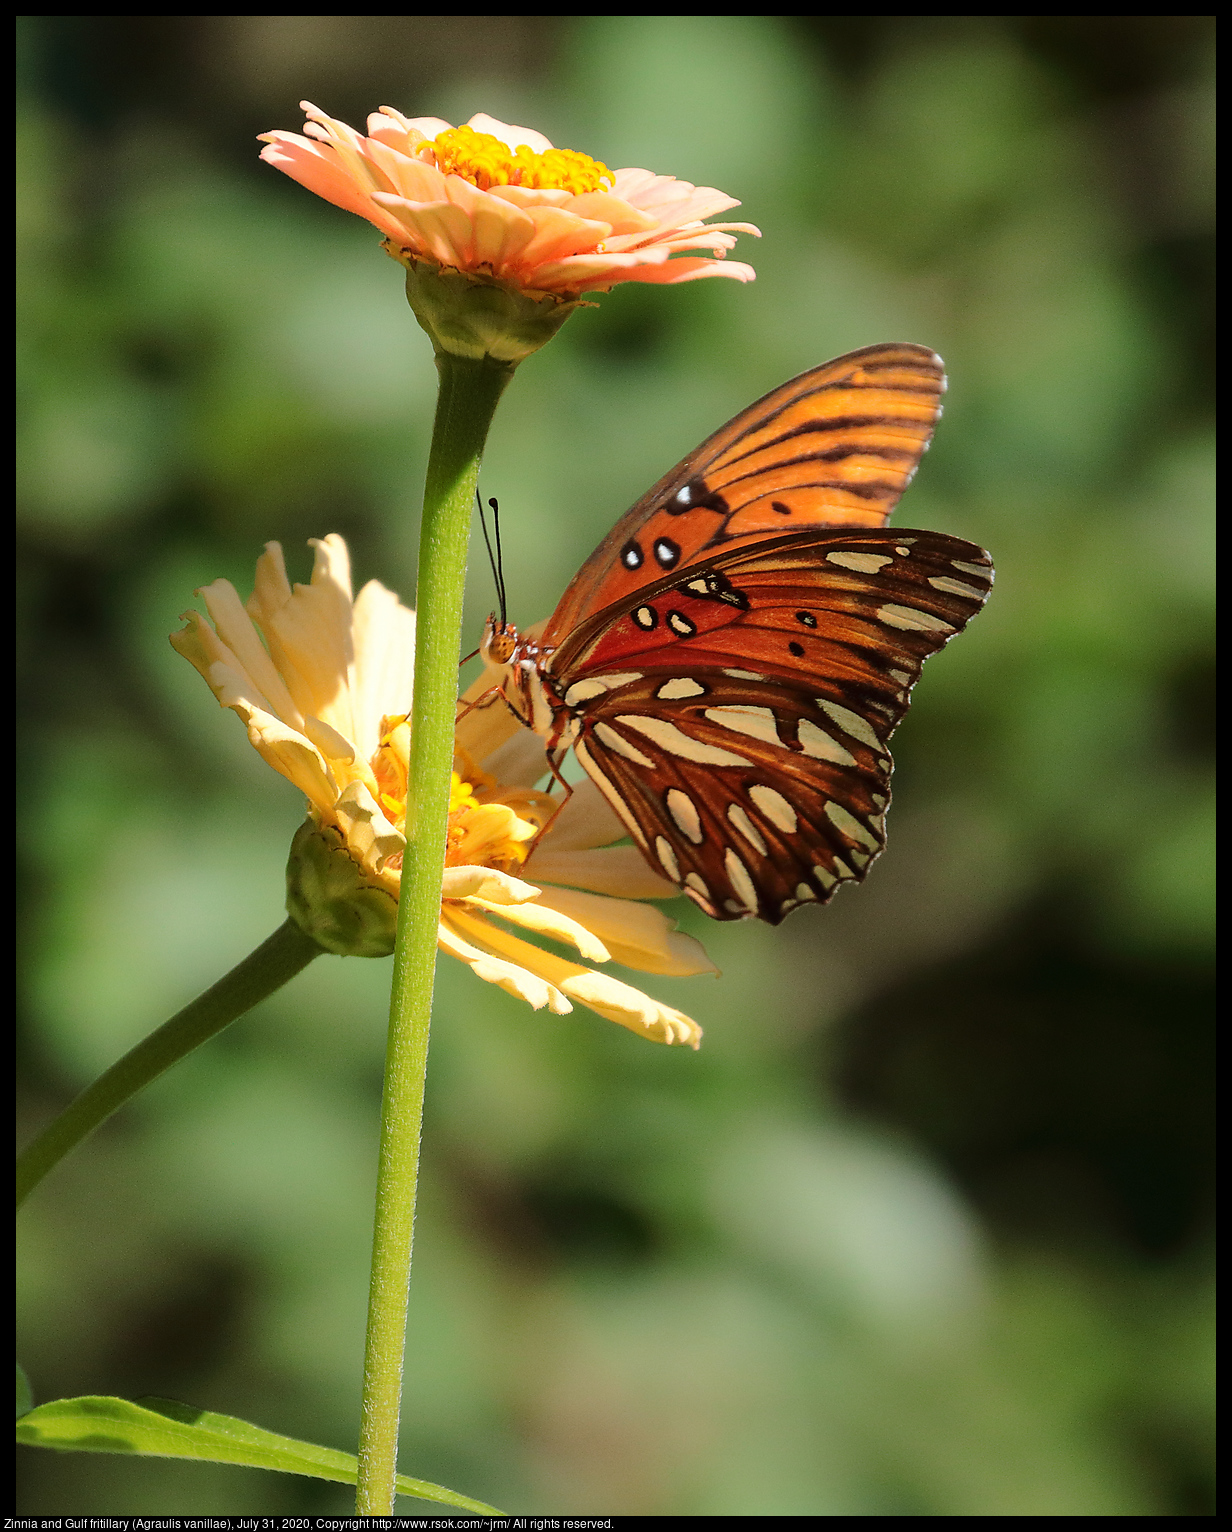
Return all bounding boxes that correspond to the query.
[542,342,945,647]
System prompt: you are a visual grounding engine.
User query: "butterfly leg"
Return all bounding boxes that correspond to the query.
[527,746,575,849]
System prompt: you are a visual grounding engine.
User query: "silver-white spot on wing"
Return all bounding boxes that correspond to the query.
[797,719,857,765]
[667,788,704,843]
[616,715,752,765]
[656,676,706,700]
[564,671,643,708]
[703,705,782,747]
[871,793,887,809]
[594,721,656,767]
[825,801,880,850]
[685,872,711,898]
[724,848,760,912]
[895,545,911,556]
[876,604,955,633]
[831,857,854,879]
[951,559,989,579]
[723,668,766,681]
[748,784,797,833]
[929,575,984,599]
[818,700,881,749]
[655,835,681,881]
[795,882,817,902]
[889,669,912,685]
[826,551,893,573]
[726,803,768,856]
[813,864,838,890]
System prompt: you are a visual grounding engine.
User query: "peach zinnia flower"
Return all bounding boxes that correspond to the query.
[259,105,758,296]
[171,536,712,1046]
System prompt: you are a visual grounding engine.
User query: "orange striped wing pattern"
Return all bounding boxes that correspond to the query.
[543,342,947,646]
[509,344,992,923]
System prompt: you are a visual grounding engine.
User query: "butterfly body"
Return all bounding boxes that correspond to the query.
[481,344,993,923]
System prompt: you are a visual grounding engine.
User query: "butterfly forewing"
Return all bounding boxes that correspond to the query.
[543,343,946,646]
[553,528,993,921]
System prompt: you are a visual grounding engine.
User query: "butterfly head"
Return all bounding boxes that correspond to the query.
[481,613,519,667]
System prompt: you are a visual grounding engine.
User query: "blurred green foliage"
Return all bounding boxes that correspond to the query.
[17,16,1213,1516]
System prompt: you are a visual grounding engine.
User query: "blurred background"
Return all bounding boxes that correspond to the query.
[17,15,1213,1516]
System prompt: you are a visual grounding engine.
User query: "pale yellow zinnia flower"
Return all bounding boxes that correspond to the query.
[171,535,712,1047]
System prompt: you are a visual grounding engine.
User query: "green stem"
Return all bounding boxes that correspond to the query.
[16,919,321,1209]
[355,352,513,1515]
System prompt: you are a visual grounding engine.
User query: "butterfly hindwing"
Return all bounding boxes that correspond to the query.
[552,527,993,920]
[543,343,946,646]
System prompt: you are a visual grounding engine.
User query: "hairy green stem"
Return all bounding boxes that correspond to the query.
[355,352,513,1515]
[16,919,322,1209]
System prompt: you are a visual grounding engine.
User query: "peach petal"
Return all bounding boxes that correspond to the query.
[560,191,658,236]
[514,205,614,270]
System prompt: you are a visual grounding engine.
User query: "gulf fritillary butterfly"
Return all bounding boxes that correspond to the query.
[481,342,993,924]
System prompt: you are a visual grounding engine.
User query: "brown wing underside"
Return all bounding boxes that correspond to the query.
[557,528,993,922]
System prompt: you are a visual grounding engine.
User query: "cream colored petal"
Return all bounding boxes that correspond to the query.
[396,113,455,139]
[526,846,680,900]
[476,727,549,789]
[454,691,523,763]
[531,886,716,977]
[536,779,625,850]
[240,703,338,813]
[468,895,611,964]
[170,609,277,719]
[246,536,359,747]
[438,914,573,1014]
[441,865,542,904]
[170,615,343,815]
[303,715,358,762]
[195,578,305,729]
[333,779,406,885]
[466,112,554,155]
[560,971,702,1048]
[350,580,415,763]
[461,914,701,1047]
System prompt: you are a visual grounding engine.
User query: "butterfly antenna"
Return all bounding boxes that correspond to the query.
[476,488,506,628]
[489,496,508,628]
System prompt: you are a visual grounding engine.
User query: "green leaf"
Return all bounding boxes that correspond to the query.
[16,1364,33,1420]
[15,1394,502,1513]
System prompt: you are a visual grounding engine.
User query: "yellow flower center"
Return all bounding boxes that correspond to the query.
[425,126,613,195]
[371,719,551,874]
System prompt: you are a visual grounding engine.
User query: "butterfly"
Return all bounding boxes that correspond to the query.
[481,343,993,924]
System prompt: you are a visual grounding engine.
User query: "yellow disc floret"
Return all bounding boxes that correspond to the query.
[425,126,613,195]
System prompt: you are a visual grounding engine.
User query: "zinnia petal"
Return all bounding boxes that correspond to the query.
[174,536,712,1046]
[259,104,758,305]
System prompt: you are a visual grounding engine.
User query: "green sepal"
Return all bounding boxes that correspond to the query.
[16,1363,33,1420]
[285,821,399,958]
[391,247,590,364]
[16,1394,502,1512]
